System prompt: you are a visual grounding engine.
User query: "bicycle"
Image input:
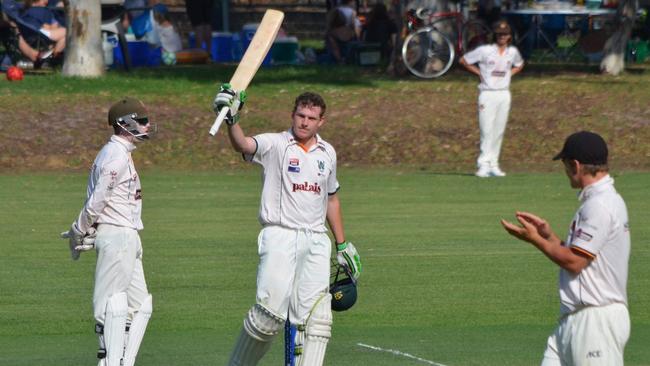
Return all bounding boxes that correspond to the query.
[401,8,492,78]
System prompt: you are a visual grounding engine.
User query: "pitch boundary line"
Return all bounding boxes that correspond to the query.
[357,343,448,366]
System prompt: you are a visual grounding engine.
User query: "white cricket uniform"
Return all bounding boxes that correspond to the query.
[244,130,339,323]
[74,135,149,324]
[542,175,631,366]
[463,44,523,170]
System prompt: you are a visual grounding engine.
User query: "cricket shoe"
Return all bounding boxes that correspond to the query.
[490,166,506,177]
[475,166,491,178]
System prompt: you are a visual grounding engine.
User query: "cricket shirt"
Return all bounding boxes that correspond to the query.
[245,130,339,233]
[75,135,143,233]
[559,175,630,314]
[463,44,523,91]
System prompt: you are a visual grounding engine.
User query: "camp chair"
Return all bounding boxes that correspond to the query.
[101,0,131,70]
[0,0,54,52]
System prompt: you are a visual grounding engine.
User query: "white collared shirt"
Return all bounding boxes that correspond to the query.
[463,44,523,91]
[559,175,630,314]
[74,135,143,232]
[245,130,339,232]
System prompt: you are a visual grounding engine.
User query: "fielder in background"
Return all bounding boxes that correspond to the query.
[501,131,631,365]
[459,20,524,178]
[61,98,156,366]
[214,87,362,366]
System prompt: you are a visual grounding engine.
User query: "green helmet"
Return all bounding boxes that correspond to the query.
[108,97,155,140]
[330,258,357,312]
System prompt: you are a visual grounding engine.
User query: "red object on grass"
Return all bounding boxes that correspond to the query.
[6,66,24,81]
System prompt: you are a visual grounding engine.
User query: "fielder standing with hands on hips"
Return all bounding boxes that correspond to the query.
[213,85,362,366]
[61,98,156,366]
[501,131,631,365]
[460,20,524,178]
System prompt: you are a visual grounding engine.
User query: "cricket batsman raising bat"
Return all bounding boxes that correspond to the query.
[209,9,284,136]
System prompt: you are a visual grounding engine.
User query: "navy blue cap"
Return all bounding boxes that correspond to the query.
[553,131,608,165]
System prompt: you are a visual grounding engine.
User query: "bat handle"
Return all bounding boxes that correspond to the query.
[209,107,230,136]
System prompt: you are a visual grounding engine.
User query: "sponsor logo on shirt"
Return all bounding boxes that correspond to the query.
[586,350,602,358]
[292,181,321,194]
[288,158,300,173]
[491,70,506,77]
[575,228,593,242]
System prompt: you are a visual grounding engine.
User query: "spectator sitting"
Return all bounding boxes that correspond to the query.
[336,0,362,39]
[362,2,398,61]
[21,0,65,57]
[152,4,182,54]
[324,8,358,64]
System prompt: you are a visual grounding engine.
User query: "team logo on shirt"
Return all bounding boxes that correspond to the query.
[575,228,593,242]
[317,160,325,173]
[135,189,142,200]
[288,158,300,173]
[292,181,321,194]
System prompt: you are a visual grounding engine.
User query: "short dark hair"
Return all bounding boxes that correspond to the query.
[293,92,327,117]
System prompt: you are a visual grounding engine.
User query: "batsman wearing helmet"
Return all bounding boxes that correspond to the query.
[460,20,524,178]
[61,98,156,366]
[213,87,362,366]
[502,131,631,365]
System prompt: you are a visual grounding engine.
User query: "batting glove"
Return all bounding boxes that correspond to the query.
[336,241,362,280]
[213,83,247,125]
[60,224,96,261]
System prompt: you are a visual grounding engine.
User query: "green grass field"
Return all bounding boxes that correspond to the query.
[1,170,648,365]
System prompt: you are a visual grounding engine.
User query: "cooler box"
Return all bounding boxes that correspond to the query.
[271,36,299,64]
[354,43,381,66]
[241,23,272,66]
[188,32,208,50]
[211,32,233,62]
[113,36,161,67]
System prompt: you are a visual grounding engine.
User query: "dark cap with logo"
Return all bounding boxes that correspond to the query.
[553,131,608,165]
[108,98,148,126]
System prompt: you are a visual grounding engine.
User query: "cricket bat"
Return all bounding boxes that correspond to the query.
[209,9,285,136]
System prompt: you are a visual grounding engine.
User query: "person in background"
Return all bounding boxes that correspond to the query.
[324,7,358,64]
[459,20,523,178]
[21,0,66,57]
[362,2,398,61]
[152,4,182,54]
[185,0,214,55]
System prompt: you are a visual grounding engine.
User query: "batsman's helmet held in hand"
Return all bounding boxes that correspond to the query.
[108,97,156,140]
[330,258,357,312]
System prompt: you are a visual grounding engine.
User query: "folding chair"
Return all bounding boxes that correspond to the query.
[1,0,54,52]
[101,0,131,70]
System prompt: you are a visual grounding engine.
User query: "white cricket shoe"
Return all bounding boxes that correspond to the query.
[475,166,491,178]
[490,166,506,177]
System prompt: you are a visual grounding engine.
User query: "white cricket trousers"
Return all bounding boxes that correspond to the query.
[255,225,331,323]
[93,224,149,324]
[541,303,630,366]
[477,89,511,169]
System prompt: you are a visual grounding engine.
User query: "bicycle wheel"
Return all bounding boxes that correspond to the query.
[461,20,492,53]
[401,28,455,79]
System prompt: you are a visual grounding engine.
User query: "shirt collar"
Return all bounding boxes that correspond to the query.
[111,135,137,153]
[578,174,614,202]
[285,129,324,151]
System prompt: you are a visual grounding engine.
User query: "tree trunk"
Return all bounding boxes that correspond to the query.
[62,0,104,77]
[600,0,638,75]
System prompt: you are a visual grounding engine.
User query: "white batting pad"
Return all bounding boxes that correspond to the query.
[104,292,128,366]
[122,294,152,366]
[227,304,284,366]
[297,293,332,366]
